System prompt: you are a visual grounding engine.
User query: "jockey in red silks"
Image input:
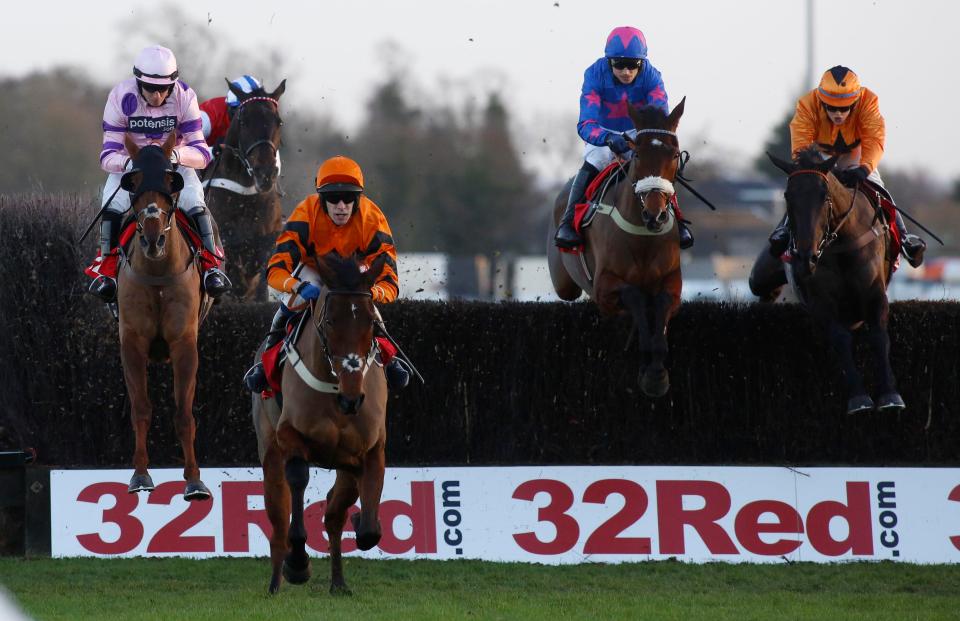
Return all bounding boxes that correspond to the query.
[86,45,231,302]
[554,26,693,251]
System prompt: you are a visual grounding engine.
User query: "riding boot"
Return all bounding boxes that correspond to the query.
[894,210,926,268]
[385,359,410,390]
[87,214,121,302]
[554,163,598,249]
[671,197,694,249]
[768,213,791,258]
[188,207,232,297]
[243,305,294,393]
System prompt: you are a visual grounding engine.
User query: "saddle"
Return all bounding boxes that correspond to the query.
[854,179,902,258]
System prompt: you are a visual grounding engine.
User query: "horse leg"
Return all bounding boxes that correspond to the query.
[325,471,360,596]
[619,286,657,396]
[262,437,290,594]
[748,245,787,302]
[822,318,873,414]
[275,424,312,585]
[121,335,155,493]
[169,339,209,501]
[641,287,677,399]
[865,294,905,411]
[353,441,385,553]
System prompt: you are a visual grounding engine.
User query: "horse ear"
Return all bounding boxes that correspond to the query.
[819,155,840,173]
[161,131,177,159]
[270,79,286,100]
[362,254,389,291]
[225,77,246,100]
[314,252,340,288]
[766,152,796,176]
[120,171,141,193]
[627,101,643,128]
[667,96,686,129]
[167,170,184,194]
[123,134,139,160]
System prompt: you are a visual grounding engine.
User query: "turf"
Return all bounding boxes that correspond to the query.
[1,557,959,620]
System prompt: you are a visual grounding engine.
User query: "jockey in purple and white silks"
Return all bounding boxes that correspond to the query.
[555,26,693,250]
[87,45,231,302]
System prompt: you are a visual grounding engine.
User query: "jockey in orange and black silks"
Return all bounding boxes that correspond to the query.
[555,26,693,251]
[768,65,926,267]
[243,155,410,394]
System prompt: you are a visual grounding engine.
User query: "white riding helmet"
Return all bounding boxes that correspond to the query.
[133,45,179,85]
[225,75,263,108]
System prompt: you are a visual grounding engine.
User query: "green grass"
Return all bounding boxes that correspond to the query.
[1,558,959,620]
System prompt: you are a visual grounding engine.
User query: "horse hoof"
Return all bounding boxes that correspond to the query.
[184,480,212,502]
[330,580,353,596]
[282,559,312,585]
[268,577,281,595]
[846,394,875,415]
[351,513,382,551]
[640,369,670,398]
[876,392,906,412]
[128,473,155,494]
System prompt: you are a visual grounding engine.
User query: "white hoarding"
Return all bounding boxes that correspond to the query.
[50,466,960,563]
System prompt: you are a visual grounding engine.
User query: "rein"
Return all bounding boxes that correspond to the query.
[789,169,869,259]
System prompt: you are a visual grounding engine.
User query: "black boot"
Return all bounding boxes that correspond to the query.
[88,275,117,302]
[554,163,598,249]
[678,222,694,250]
[188,207,232,298]
[243,306,293,392]
[385,359,410,390]
[87,214,121,302]
[895,210,926,268]
[768,214,791,258]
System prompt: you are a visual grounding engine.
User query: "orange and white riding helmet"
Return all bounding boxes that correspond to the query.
[133,45,179,86]
[315,156,364,194]
[816,66,862,108]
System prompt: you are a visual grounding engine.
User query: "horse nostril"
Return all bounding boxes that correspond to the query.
[657,211,668,223]
[157,235,166,248]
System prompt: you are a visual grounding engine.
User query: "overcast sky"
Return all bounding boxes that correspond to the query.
[6,0,958,183]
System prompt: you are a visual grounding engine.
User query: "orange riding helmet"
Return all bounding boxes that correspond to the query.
[816,66,862,108]
[315,155,364,193]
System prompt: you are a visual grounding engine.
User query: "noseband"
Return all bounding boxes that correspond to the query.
[314,290,379,382]
[135,201,174,237]
[628,129,681,210]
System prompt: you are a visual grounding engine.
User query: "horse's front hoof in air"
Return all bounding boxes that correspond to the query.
[128,472,155,494]
[876,392,906,412]
[846,394,875,415]
[184,479,212,501]
[640,368,670,398]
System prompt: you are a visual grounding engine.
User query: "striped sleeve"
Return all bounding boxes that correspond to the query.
[174,84,212,169]
[266,198,314,293]
[100,88,129,173]
[362,202,399,303]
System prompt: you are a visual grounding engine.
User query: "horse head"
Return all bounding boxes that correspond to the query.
[768,147,841,279]
[312,252,388,415]
[626,97,685,233]
[121,133,184,260]
[224,78,286,193]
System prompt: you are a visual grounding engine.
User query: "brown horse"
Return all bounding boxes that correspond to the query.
[252,252,389,595]
[117,132,211,500]
[548,99,686,397]
[749,147,904,414]
[204,79,286,301]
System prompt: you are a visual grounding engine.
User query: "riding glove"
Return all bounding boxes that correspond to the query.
[836,165,869,186]
[605,134,631,156]
[296,281,321,301]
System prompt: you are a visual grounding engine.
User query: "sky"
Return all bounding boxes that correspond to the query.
[6,0,958,184]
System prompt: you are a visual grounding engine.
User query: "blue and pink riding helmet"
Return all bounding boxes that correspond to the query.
[225,75,263,108]
[604,26,648,60]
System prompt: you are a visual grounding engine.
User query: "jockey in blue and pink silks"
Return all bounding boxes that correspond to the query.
[555,26,693,250]
[86,45,231,302]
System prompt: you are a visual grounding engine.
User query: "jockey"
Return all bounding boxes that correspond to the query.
[555,26,693,250]
[243,155,410,393]
[87,45,231,301]
[769,65,926,267]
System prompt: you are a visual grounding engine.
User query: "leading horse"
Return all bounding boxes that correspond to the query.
[118,132,211,500]
[748,147,904,414]
[252,252,390,595]
[548,99,686,397]
[204,79,286,301]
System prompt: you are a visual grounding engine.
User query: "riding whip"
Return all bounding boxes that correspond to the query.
[894,204,944,246]
[79,184,124,244]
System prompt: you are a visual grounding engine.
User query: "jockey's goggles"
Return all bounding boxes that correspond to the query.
[321,191,360,206]
[610,58,643,71]
[138,80,173,94]
[822,102,854,113]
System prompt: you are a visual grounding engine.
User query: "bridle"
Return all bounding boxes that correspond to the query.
[221,96,282,179]
[624,128,681,210]
[787,169,859,260]
[135,201,175,238]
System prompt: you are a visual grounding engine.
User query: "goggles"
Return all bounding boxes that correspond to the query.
[610,58,643,71]
[321,191,360,206]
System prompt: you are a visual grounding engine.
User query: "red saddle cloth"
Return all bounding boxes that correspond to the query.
[84,211,222,280]
[260,334,397,399]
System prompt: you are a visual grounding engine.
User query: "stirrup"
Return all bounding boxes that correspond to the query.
[554,223,582,249]
[203,268,232,297]
[243,362,267,393]
[386,359,410,390]
[901,234,926,268]
[88,275,117,303]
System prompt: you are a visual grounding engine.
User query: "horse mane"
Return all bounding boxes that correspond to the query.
[318,253,366,291]
[794,145,825,169]
[630,104,672,130]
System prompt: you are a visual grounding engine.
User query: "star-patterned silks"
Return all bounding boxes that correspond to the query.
[604,93,635,119]
[583,90,601,108]
[647,84,667,105]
